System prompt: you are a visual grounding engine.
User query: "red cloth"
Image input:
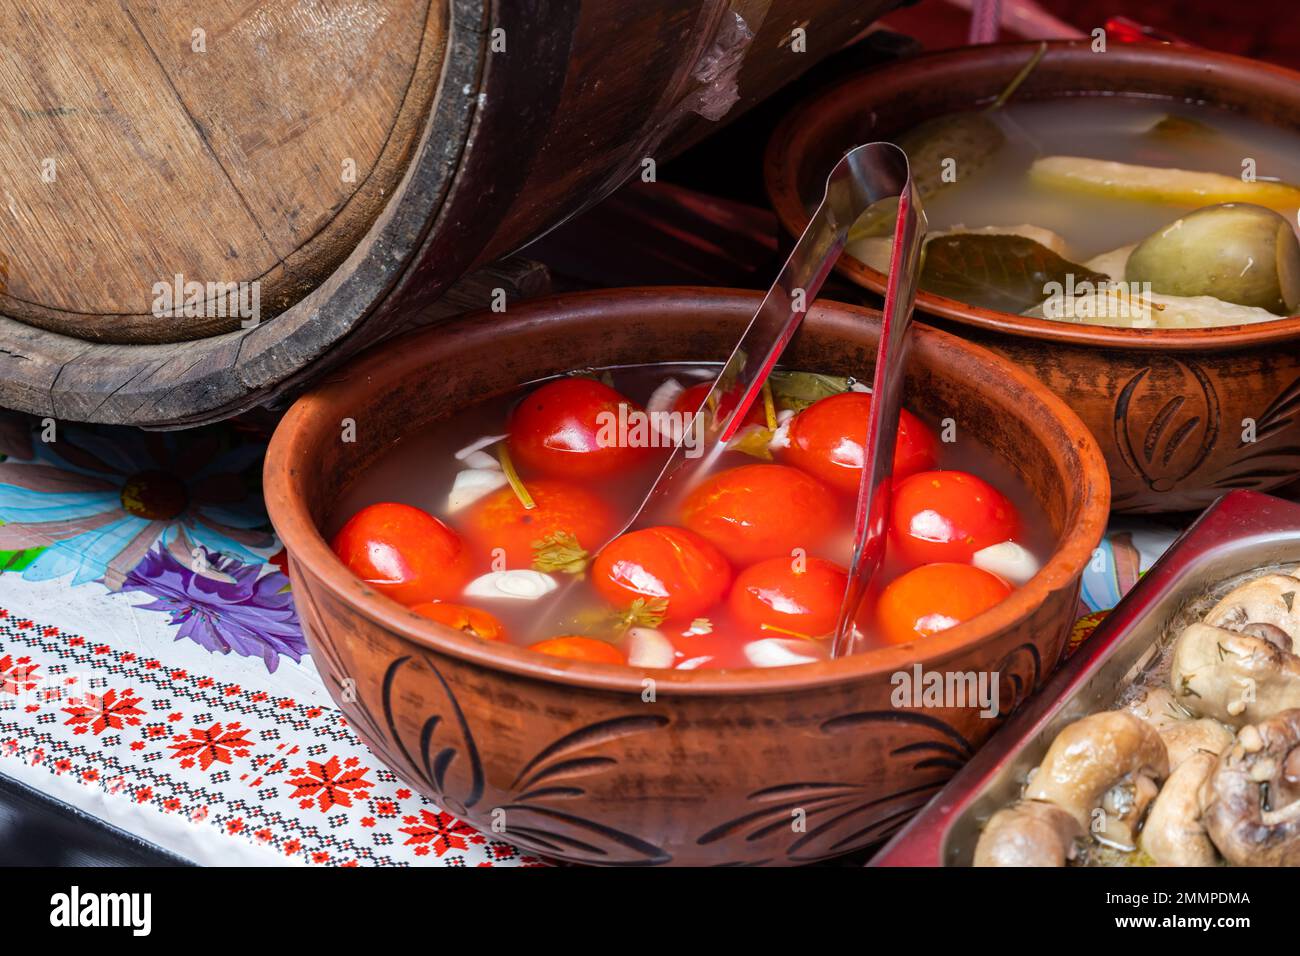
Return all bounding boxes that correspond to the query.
[885,0,1300,69]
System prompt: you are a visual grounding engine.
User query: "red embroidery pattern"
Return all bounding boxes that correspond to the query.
[62,688,145,736]
[399,809,486,858]
[168,721,254,770]
[0,607,544,867]
[286,756,374,812]
[0,654,38,695]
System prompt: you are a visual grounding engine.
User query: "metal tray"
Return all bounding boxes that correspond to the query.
[871,490,1300,866]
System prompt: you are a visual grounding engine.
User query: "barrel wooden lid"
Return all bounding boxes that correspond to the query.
[0,0,899,427]
[0,0,441,343]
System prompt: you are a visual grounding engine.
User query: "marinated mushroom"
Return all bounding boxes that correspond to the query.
[1204,572,1300,644]
[1023,711,1168,850]
[1170,622,1300,727]
[1123,685,1191,733]
[1202,709,1300,866]
[1124,685,1231,768]
[1158,718,1235,769]
[974,568,1300,867]
[1139,751,1221,867]
[973,800,1083,867]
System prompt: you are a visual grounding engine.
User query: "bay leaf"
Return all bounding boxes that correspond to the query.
[919,233,1109,314]
[726,424,775,460]
[768,370,855,413]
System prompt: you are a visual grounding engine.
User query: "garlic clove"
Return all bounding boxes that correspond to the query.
[624,627,676,668]
[455,434,507,461]
[462,449,500,470]
[769,418,792,451]
[647,378,684,418]
[463,570,558,601]
[447,468,508,512]
[646,377,686,443]
[744,638,821,668]
[676,655,713,671]
[972,541,1040,586]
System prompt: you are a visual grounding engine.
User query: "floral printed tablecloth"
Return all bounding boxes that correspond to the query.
[0,410,1253,866]
[0,414,541,867]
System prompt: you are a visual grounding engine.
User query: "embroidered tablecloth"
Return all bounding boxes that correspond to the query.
[0,414,541,867]
[0,410,1250,865]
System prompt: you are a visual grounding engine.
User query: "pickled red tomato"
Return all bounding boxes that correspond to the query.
[529,636,625,665]
[729,556,849,637]
[462,480,616,566]
[507,377,649,478]
[783,392,937,494]
[592,526,731,621]
[411,602,507,642]
[876,563,1012,645]
[673,382,764,429]
[330,502,471,605]
[890,470,1020,567]
[680,463,837,565]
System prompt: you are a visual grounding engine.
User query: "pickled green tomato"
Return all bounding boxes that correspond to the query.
[1125,203,1300,314]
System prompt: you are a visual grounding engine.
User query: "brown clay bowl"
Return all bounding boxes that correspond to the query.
[765,40,1300,514]
[263,287,1109,866]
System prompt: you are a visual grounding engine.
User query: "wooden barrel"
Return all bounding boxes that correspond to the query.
[0,0,900,427]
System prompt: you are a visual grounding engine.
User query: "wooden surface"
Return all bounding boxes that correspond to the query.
[0,0,440,341]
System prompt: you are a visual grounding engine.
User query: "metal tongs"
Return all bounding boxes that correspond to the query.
[538,143,926,652]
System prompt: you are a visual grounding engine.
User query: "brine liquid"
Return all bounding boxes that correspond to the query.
[331,363,1054,669]
[922,98,1300,260]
